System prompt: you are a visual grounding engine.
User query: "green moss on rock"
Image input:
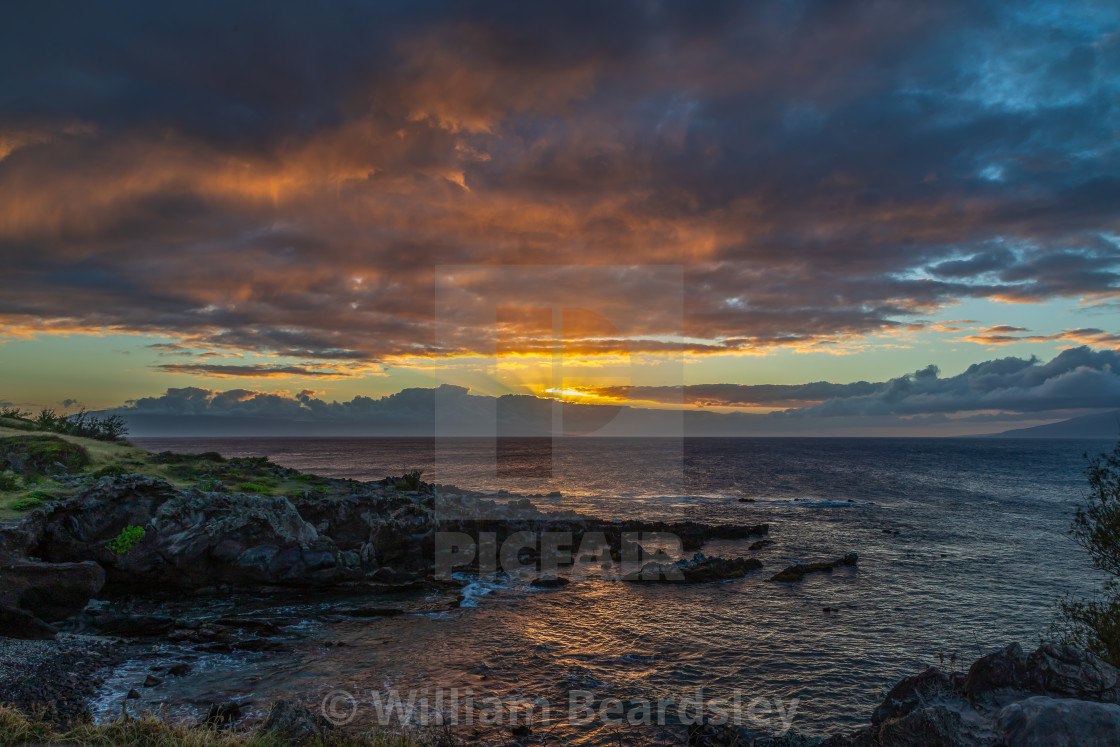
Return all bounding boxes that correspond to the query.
[0,435,90,478]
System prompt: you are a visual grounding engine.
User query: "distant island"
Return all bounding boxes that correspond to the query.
[984,410,1120,439]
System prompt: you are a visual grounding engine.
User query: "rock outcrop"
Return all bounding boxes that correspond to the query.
[9,475,771,596]
[0,558,104,622]
[769,553,858,583]
[0,605,57,640]
[257,699,334,742]
[823,643,1120,746]
[625,552,764,583]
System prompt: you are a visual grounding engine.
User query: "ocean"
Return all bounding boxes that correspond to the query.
[102,436,1111,742]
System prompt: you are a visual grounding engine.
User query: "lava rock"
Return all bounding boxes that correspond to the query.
[205,700,244,725]
[770,553,858,583]
[0,559,105,622]
[0,605,58,640]
[93,613,175,637]
[257,699,334,742]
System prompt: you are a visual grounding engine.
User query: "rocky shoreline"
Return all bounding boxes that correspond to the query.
[0,435,796,742]
[10,432,1113,744]
[0,633,123,724]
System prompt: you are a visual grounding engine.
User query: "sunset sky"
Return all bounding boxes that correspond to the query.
[1,1,1118,435]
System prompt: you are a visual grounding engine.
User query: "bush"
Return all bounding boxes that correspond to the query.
[11,491,53,511]
[393,471,425,492]
[107,525,146,555]
[1053,441,1120,666]
[57,410,129,441]
[93,464,131,479]
[0,435,90,477]
[0,470,19,491]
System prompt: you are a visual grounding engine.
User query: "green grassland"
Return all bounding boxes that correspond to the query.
[0,416,334,518]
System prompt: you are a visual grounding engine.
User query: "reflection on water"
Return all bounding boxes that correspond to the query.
[112,437,1108,741]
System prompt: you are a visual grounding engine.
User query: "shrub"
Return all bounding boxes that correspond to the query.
[0,407,29,420]
[93,464,131,479]
[34,408,59,429]
[107,525,146,555]
[0,435,90,477]
[1053,441,1120,666]
[238,482,275,496]
[229,456,273,470]
[393,471,425,492]
[0,471,19,491]
[57,410,129,441]
[11,492,52,511]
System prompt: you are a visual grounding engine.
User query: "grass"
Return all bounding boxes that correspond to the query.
[0,424,152,517]
[0,424,336,517]
[0,705,448,747]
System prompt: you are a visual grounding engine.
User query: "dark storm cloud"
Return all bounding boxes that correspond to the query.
[1,0,1118,359]
[786,346,1120,417]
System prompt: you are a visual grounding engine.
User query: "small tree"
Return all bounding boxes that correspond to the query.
[1054,441,1120,666]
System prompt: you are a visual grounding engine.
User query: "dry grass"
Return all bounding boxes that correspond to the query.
[0,705,448,747]
[0,425,152,517]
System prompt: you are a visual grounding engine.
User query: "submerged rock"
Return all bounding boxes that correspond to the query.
[625,553,763,584]
[92,613,175,638]
[769,553,858,583]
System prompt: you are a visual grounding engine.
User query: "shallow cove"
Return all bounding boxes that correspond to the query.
[96,436,1107,742]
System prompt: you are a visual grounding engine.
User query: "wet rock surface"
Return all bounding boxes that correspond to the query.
[626,552,764,583]
[769,553,858,583]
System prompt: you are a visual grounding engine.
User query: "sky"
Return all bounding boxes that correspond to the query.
[0,1,1118,436]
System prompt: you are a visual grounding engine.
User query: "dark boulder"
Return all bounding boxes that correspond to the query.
[961,642,1030,697]
[872,667,954,725]
[876,704,966,746]
[0,558,104,621]
[1026,644,1120,702]
[625,553,763,584]
[770,553,858,583]
[93,613,176,637]
[995,695,1120,746]
[0,435,89,478]
[37,479,357,591]
[205,701,244,725]
[0,605,57,639]
[257,699,334,743]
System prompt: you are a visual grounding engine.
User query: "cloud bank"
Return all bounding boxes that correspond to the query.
[109,347,1120,436]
